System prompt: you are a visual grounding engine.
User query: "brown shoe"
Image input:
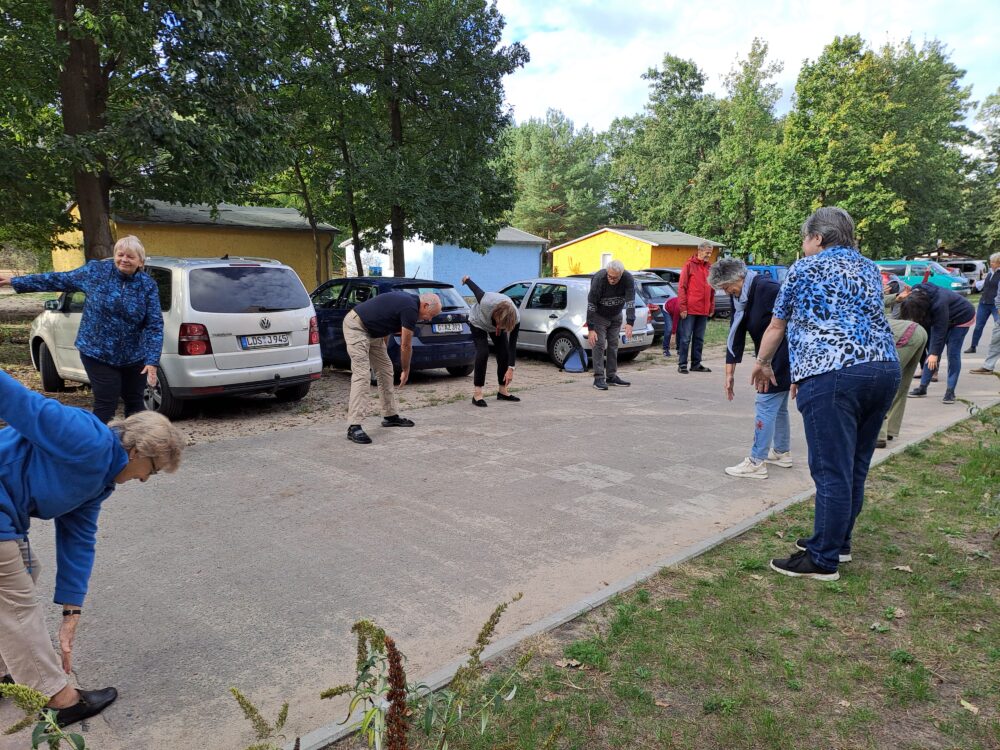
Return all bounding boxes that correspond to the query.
[969,367,994,374]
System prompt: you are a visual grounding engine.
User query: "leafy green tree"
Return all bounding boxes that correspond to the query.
[508,110,609,245]
[0,1,291,259]
[973,88,1000,252]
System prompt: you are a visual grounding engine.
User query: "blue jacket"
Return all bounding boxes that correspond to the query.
[0,369,128,605]
[13,260,163,367]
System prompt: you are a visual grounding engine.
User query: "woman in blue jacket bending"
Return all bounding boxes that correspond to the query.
[0,235,163,422]
[0,368,185,727]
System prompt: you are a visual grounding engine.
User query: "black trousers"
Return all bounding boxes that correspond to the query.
[472,324,519,388]
[80,354,147,423]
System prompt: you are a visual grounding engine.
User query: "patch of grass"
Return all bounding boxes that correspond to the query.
[445,406,1000,750]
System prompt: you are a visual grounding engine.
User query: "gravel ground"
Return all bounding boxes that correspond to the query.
[1,290,697,443]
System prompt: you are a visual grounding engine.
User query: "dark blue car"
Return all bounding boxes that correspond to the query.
[310,277,476,378]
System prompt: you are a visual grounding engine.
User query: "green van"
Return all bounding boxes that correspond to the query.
[874,260,971,296]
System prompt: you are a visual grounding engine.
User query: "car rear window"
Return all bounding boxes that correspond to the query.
[640,282,675,298]
[188,267,311,313]
[146,266,172,311]
[395,285,467,310]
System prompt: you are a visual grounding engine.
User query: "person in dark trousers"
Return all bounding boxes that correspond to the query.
[676,242,715,374]
[662,295,680,357]
[461,276,521,407]
[965,252,1000,353]
[900,283,976,404]
[0,368,185,728]
[587,259,635,390]
[0,236,163,422]
[708,258,793,479]
[751,207,899,581]
[343,290,441,444]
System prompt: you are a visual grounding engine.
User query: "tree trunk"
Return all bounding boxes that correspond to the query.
[293,159,324,287]
[384,5,406,276]
[53,0,114,260]
[335,132,365,277]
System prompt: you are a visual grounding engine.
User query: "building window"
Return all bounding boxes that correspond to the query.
[601,253,612,268]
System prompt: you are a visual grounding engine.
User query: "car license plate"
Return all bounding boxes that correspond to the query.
[621,334,643,344]
[433,323,462,333]
[241,333,290,349]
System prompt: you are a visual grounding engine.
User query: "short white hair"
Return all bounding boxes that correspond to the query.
[607,259,625,274]
[990,252,1000,264]
[114,235,146,265]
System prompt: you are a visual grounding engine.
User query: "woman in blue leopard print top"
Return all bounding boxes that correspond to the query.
[1,236,163,423]
[750,207,900,581]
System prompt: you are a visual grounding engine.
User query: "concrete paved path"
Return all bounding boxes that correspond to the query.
[2,329,998,750]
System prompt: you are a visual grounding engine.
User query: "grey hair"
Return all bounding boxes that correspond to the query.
[990,252,1000,264]
[111,410,186,473]
[114,235,146,265]
[698,242,713,252]
[607,259,625,274]
[800,206,857,249]
[707,257,747,289]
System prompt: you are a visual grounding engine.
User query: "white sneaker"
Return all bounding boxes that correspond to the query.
[725,457,768,479]
[764,449,793,468]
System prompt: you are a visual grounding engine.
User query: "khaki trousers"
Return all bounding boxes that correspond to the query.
[0,539,68,697]
[880,323,929,441]
[344,310,398,425]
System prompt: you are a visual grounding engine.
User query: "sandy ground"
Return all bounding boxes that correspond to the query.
[0,290,692,443]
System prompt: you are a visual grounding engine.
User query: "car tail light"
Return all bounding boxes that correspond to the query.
[179,323,212,356]
[309,315,319,345]
[646,303,661,312]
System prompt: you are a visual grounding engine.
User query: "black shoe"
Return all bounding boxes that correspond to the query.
[942,390,956,404]
[381,414,414,427]
[690,364,712,373]
[793,539,851,563]
[908,387,927,398]
[770,550,839,580]
[677,365,689,374]
[53,687,118,728]
[964,346,976,354]
[496,392,521,401]
[593,378,608,390]
[875,438,887,448]
[472,397,488,407]
[347,425,372,444]
[607,375,630,387]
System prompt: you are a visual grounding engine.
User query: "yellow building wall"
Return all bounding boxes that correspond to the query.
[551,232,653,276]
[650,246,721,268]
[51,213,339,288]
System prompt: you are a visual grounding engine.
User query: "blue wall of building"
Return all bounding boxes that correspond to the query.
[432,242,543,292]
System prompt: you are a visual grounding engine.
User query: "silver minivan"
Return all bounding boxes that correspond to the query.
[498,277,653,367]
[28,256,322,418]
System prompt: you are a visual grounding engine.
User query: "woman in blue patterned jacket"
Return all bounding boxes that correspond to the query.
[0,236,163,422]
[750,207,900,581]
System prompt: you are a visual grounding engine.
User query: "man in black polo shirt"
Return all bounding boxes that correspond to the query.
[587,259,635,390]
[343,290,442,444]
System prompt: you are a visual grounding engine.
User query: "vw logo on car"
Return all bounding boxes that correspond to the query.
[259,317,271,330]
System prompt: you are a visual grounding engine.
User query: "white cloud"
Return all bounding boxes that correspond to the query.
[496,0,1000,131]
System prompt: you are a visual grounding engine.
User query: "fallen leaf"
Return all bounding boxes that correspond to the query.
[934,490,950,495]
[541,693,557,703]
[838,699,851,708]
[600,580,609,586]
[972,623,983,633]
[960,699,980,715]
[654,607,663,612]
[654,700,671,708]
[870,621,889,633]
[750,574,763,580]
[554,659,581,669]
[775,531,785,539]
[892,565,913,573]
[893,608,906,618]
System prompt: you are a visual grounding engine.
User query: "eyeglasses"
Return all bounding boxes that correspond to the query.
[149,457,159,476]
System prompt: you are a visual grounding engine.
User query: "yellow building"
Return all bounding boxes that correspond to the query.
[549,228,723,276]
[53,200,340,289]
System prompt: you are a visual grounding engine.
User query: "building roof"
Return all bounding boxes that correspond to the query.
[548,227,723,253]
[114,200,338,233]
[495,226,548,246]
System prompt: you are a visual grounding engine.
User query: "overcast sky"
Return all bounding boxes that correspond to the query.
[495,0,1000,132]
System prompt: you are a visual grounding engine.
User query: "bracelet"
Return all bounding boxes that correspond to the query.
[62,609,82,617]
[755,357,772,366]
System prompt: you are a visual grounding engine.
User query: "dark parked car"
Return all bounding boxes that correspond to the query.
[310,276,476,378]
[567,272,676,342]
[640,267,733,319]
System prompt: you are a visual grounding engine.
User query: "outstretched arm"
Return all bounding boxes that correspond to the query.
[462,276,485,303]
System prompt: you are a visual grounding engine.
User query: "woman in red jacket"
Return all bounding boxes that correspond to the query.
[676,242,716,373]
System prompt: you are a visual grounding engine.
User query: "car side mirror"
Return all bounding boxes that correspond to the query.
[44,299,60,311]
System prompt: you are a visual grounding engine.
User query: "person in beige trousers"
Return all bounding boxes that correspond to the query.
[344,291,441,444]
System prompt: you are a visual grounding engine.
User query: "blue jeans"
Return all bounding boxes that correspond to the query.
[797,361,900,571]
[919,325,969,392]
[662,314,673,354]
[677,315,708,367]
[750,390,790,462]
[971,302,998,348]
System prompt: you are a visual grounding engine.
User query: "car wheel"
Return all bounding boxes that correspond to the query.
[275,382,311,402]
[617,350,640,362]
[714,310,731,320]
[446,365,473,377]
[547,331,578,368]
[144,367,190,420]
[38,341,65,392]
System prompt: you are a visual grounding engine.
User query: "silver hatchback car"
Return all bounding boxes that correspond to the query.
[497,277,654,367]
[28,256,323,418]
